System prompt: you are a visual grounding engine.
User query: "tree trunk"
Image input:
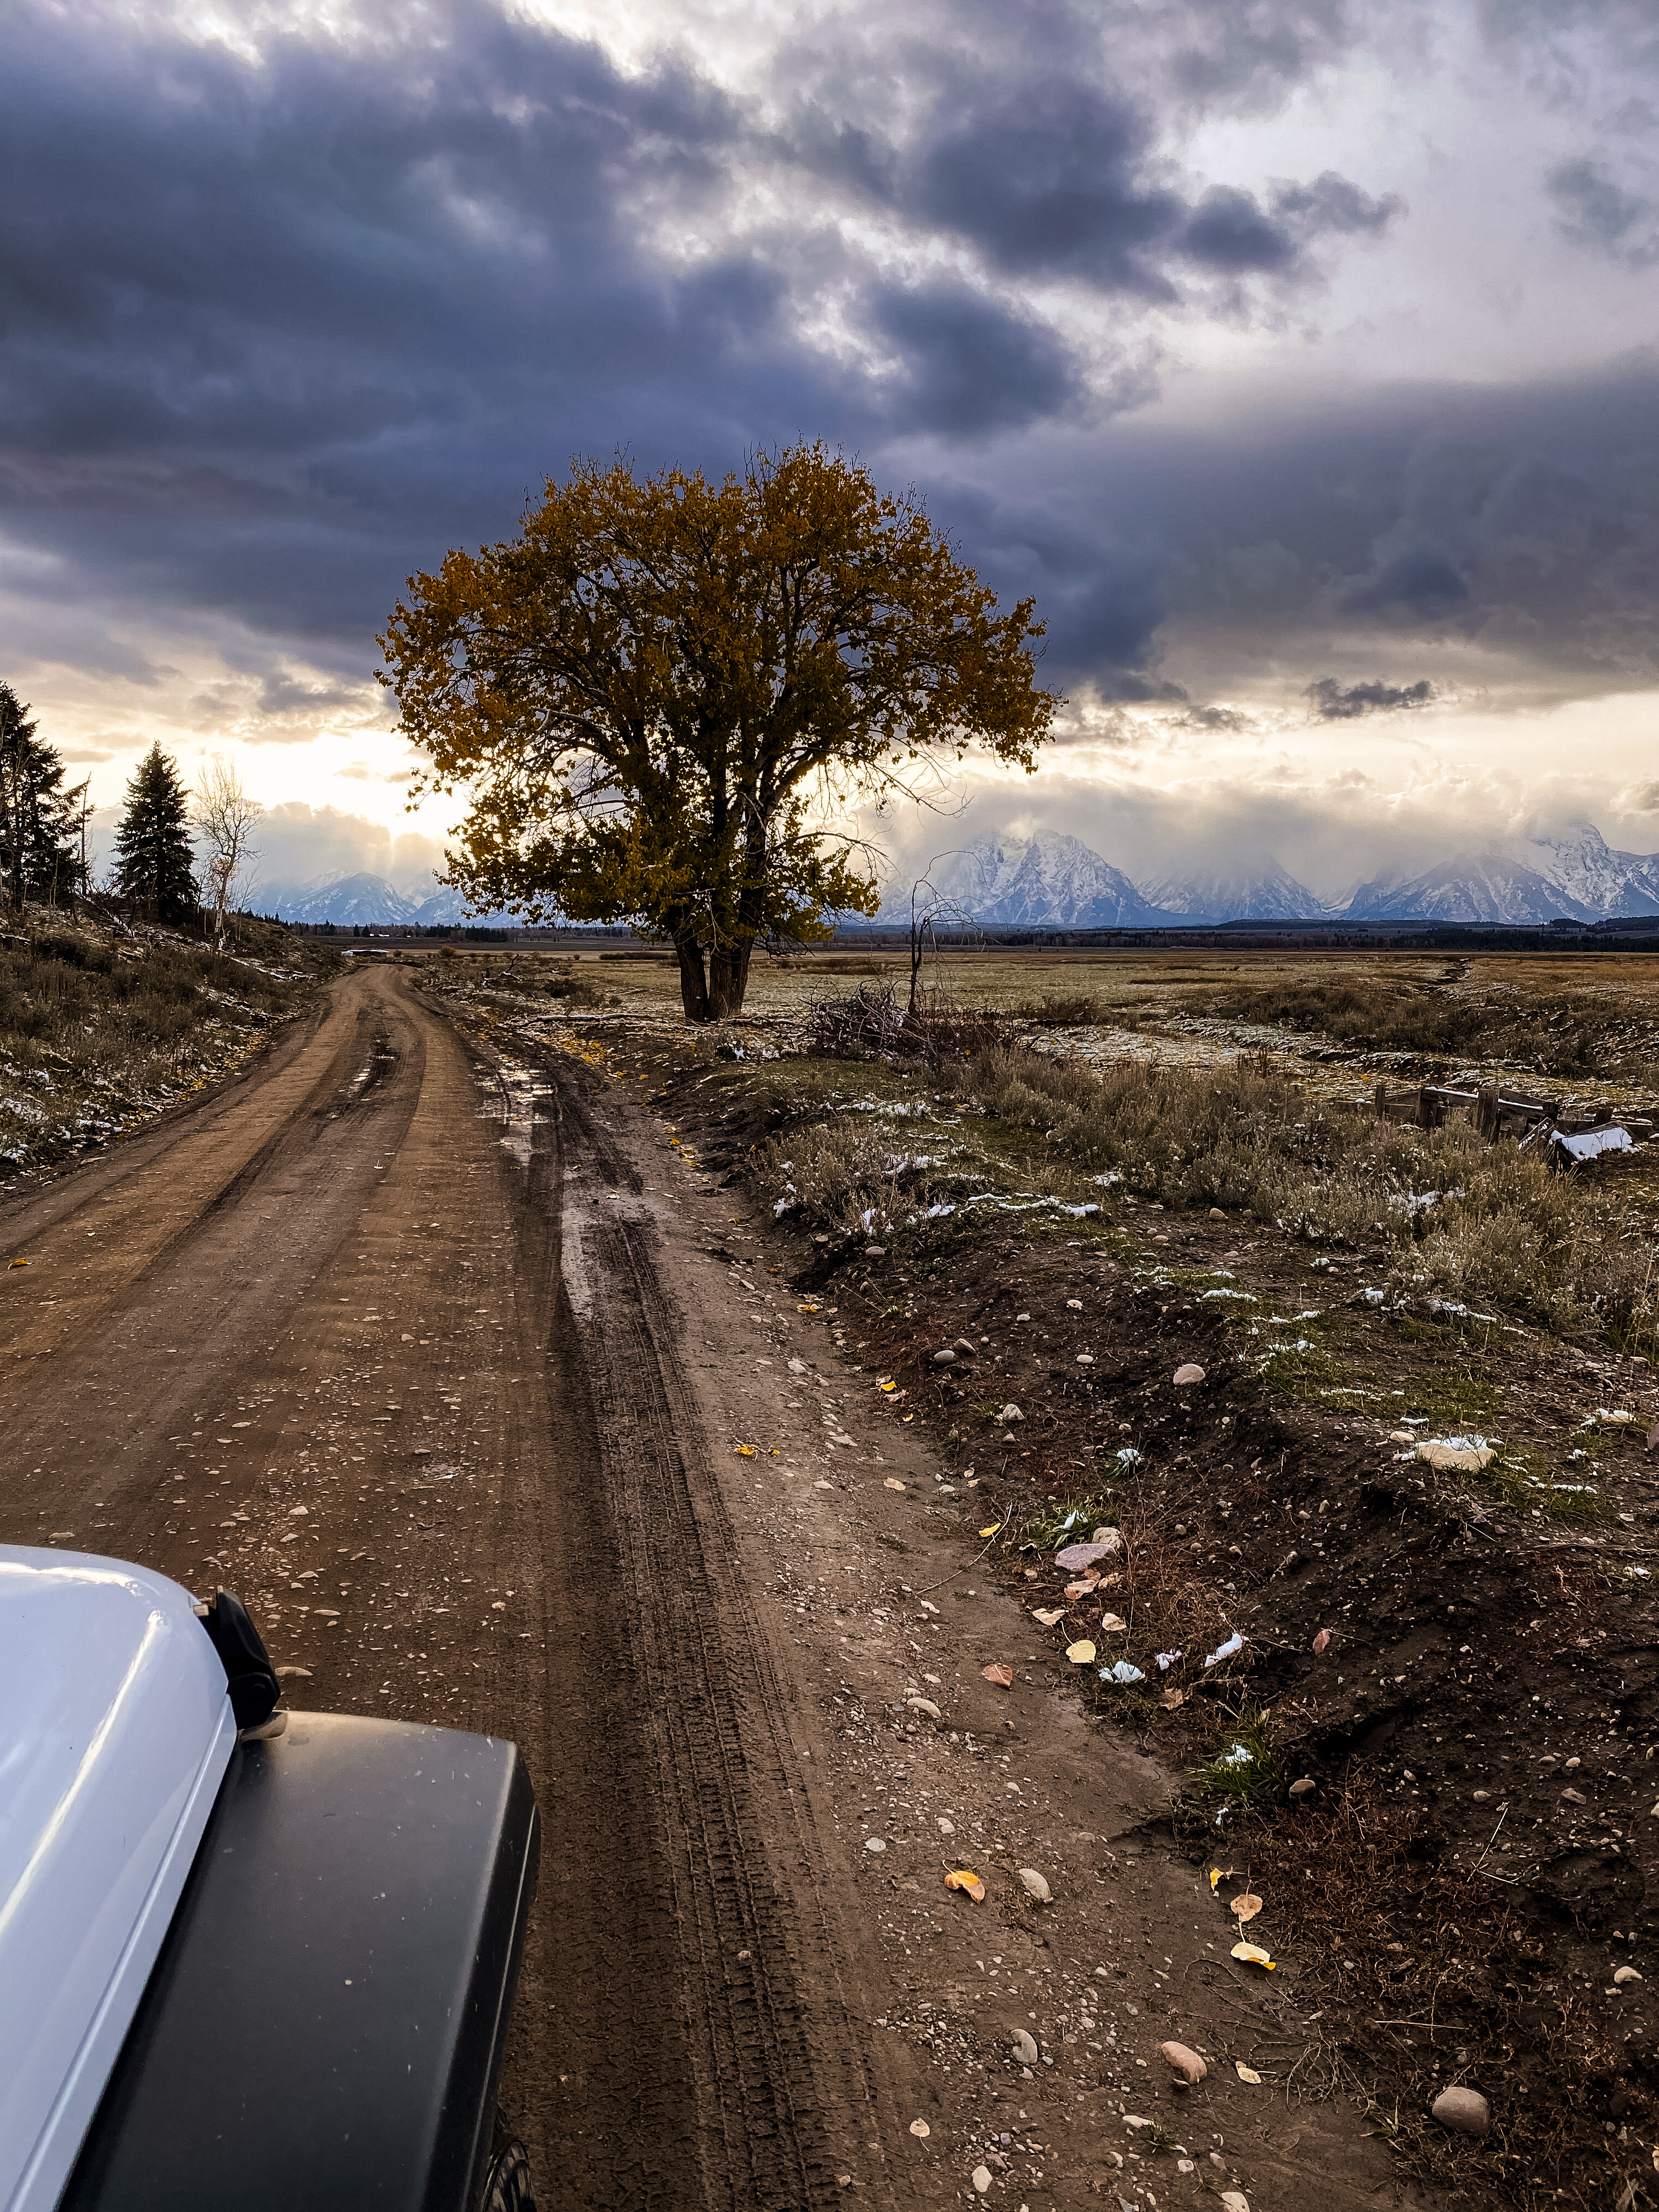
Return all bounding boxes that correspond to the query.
[674,930,711,1023]
[707,941,752,1020]
[4,764,21,913]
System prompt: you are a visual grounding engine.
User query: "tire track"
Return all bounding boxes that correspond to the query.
[539,1055,877,2210]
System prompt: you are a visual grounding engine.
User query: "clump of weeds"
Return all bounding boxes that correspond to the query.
[1198,1703,1282,1801]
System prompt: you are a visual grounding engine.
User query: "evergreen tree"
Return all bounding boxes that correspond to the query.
[0,683,84,910]
[114,743,198,923]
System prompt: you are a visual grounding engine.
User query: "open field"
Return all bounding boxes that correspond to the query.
[420,936,1659,1086]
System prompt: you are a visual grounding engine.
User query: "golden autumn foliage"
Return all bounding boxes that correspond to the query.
[379,443,1056,1019]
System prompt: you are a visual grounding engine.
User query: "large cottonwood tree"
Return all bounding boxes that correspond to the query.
[380,445,1056,1020]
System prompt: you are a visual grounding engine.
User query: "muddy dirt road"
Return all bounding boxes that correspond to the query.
[2,966,1430,2212]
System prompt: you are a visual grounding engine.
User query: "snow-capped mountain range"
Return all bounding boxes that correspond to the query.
[872,834,1331,927]
[257,871,517,926]
[1345,826,1659,924]
[875,825,1659,927]
[1139,861,1324,924]
[884,832,1171,928]
[259,822,1659,930]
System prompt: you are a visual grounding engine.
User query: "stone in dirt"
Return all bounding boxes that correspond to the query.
[1160,2040,1206,2084]
[997,1402,1023,1423]
[1018,1868,1052,1902]
[933,1348,956,1364]
[864,1245,885,1258]
[1010,2029,1039,2065]
[1054,1533,1120,1570]
[1417,1438,1494,1473]
[1431,2086,1489,2134]
[1616,1966,1643,1984]
[1173,1363,1205,1385]
[1218,2194,1251,2212]
[1289,1776,1317,1797]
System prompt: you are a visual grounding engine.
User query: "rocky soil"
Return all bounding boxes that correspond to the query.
[652,1038,1659,2212]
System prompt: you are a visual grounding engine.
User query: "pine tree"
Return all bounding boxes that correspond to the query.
[114,743,198,923]
[0,683,83,910]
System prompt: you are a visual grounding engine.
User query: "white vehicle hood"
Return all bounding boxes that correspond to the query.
[0,1548,235,2212]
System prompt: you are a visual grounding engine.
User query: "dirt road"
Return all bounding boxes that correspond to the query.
[1,966,1431,2211]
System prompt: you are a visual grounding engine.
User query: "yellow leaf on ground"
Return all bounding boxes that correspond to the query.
[1066,1639,1097,1664]
[1231,1942,1276,1970]
[945,1869,986,1901]
[733,1444,755,1457]
[1209,1868,1234,1891]
[879,1380,897,1392]
[979,1522,1003,1537]
[1235,2062,1262,2084]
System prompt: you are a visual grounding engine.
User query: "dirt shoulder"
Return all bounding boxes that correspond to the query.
[620,1020,1659,2212]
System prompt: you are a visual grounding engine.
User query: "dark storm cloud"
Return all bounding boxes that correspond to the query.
[3,0,1645,725]
[922,482,1181,700]
[1547,159,1658,264]
[911,83,1183,295]
[909,357,1659,696]
[902,80,1397,292]
[1305,676,1435,718]
[1163,0,1353,109]
[866,283,1081,433]
[1269,171,1402,236]
[1340,546,1471,620]
[2,1,926,660]
[0,0,1406,690]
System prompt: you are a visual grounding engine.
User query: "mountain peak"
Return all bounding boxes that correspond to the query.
[1141,861,1328,924]
[877,831,1173,928]
[1344,831,1659,922]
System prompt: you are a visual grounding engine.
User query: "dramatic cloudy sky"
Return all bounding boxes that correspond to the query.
[5,0,1658,900]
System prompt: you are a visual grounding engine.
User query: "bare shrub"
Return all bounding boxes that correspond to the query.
[808,981,1006,1067]
[763,1116,943,1238]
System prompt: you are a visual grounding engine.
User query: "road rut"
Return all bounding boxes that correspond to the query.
[0,966,879,2208]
